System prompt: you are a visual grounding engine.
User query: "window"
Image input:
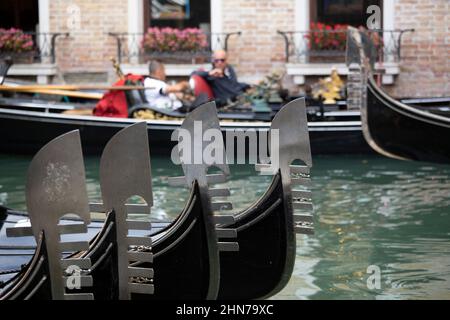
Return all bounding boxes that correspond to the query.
[144,0,210,31]
[0,0,38,31]
[311,0,381,27]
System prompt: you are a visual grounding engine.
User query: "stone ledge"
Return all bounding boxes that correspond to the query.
[9,64,58,76]
[7,64,59,84]
[286,62,400,85]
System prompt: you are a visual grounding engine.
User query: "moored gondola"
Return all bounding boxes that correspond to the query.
[1,102,235,300]
[0,95,369,156]
[347,27,450,164]
[95,110,231,300]
[0,100,313,300]
[126,103,237,300]
[217,98,314,299]
[152,98,314,299]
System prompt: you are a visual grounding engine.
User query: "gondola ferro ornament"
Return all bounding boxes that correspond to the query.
[2,131,93,300]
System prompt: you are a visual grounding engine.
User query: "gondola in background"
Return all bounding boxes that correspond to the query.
[347,26,450,164]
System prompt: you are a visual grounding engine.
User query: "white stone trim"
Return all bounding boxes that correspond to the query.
[38,0,50,33]
[9,64,58,76]
[38,0,50,64]
[382,0,396,62]
[128,0,144,64]
[286,63,399,85]
[9,64,58,84]
[295,0,310,63]
[210,0,223,51]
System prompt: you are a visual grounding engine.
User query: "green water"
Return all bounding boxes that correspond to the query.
[1,154,450,300]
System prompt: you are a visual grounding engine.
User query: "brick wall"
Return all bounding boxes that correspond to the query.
[50,0,128,82]
[222,0,295,84]
[385,0,449,97]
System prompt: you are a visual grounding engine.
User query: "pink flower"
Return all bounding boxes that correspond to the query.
[0,28,34,53]
[142,27,208,52]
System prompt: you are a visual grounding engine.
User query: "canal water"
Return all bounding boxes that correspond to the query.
[1,153,449,300]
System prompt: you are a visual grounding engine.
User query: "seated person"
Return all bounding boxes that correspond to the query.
[144,60,189,110]
[144,60,209,112]
[192,50,250,106]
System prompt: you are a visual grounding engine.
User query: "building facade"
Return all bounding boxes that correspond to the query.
[1,0,448,97]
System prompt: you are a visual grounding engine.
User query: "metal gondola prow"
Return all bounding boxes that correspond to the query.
[172,101,230,186]
[271,97,312,169]
[257,98,314,234]
[252,97,314,299]
[346,27,408,161]
[99,122,154,300]
[6,130,93,300]
[170,101,235,233]
[169,101,237,299]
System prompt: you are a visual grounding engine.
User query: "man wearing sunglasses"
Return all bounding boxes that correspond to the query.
[193,50,250,106]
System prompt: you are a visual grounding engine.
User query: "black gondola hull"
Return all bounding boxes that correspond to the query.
[365,77,450,163]
[0,107,371,156]
[218,174,291,299]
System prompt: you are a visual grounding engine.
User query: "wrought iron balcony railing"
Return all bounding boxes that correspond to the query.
[0,32,69,64]
[108,31,241,64]
[277,29,414,63]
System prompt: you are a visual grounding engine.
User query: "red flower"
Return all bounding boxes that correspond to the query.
[307,22,348,51]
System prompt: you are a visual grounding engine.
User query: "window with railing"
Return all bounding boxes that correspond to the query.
[109,31,241,64]
[278,1,415,64]
[0,29,68,64]
[278,29,414,64]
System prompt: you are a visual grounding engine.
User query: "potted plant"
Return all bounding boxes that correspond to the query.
[305,22,348,63]
[0,28,35,63]
[141,27,209,64]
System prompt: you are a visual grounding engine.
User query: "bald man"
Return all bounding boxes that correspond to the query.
[193,50,250,106]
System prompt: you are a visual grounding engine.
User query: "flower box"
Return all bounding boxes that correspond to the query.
[305,23,348,63]
[140,51,210,64]
[0,51,35,64]
[141,27,209,64]
[0,28,35,63]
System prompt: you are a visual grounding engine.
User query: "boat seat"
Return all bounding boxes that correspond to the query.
[190,74,214,100]
[124,86,147,108]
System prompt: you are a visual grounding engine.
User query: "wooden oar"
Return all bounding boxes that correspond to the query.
[0,84,147,91]
[3,88,103,100]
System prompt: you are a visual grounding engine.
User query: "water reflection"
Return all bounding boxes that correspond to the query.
[281,155,450,300]
[1,154,449,299]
